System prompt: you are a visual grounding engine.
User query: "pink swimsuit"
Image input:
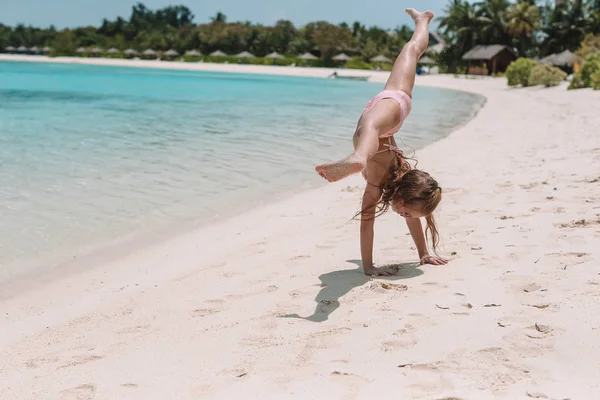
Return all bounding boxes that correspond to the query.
[362,89,412,138]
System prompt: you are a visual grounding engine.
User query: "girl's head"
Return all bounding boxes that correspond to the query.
[377,157,442,252]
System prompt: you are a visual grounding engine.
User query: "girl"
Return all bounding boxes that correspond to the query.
[315,8,448,276]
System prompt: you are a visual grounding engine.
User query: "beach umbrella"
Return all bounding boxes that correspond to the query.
[124,48,138,56]
[419,56,436,65]
[142,49,157,56]
[42,46,52,53]
[370,54,393,63]
[236,51,255,58]
[17,46,28,53]
[210,50,227,57]
[91,47,103,54]
[185,49,202,56]
[29,46,40,53]
[107,47,120,54]
[298,52,318,60]
[5,46,16,52]
[332,53,351,61]
[164,49,180,57]
[265,51,285,59]
[76,47,87,53]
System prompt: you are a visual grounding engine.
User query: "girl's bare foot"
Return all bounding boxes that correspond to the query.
[315,152,367,182]
[405,8,434,22]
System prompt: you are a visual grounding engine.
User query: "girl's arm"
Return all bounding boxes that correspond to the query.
[405,217,448,265]
[405,217,428,258]
[360,184,396,276]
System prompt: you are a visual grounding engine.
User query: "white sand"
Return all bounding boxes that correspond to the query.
[1,56,600,399]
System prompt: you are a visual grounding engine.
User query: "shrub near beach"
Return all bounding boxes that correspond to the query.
[528,63,567,87]
[569,53,600,90]
[506,58,538,87]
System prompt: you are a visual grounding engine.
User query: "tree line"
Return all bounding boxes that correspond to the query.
[1,1,599,70]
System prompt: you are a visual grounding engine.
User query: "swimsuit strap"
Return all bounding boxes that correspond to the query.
[374,137,404,155]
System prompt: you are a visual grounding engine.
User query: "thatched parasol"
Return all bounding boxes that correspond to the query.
[76,47,87,53]
[107,48,120,54]
[265,51,285,59]
[236,51,255,58]
[164,49,180,57]
[209,50,227,57]
[124,48,138,56]
[17,46,28,52]
[370,54,393,63]
[419,56,436,65]
[332,53,351,61]
[298,52,318,60]
[90,47,103,54]
[5,46,16,52]
[142,49,157,56]
[185,49,202,56]
[42,46,52,53]
[29,46,40,53]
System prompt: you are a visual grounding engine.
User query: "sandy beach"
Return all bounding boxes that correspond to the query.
[1,56,600,399]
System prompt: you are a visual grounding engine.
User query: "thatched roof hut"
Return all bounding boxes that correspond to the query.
[265,51,285,59]
[332,53,351,61]
[539,50,579,66]
[462,45,516,75]
[298,52,318,60]
[370,54,392,63]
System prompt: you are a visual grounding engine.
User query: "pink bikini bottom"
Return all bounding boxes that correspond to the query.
[362,89,412,138]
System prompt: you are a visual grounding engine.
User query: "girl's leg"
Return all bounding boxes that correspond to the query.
[385,8,434,96]
[315,8,433,183]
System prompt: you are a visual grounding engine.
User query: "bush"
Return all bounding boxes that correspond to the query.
[568,52,600,90]
[528,64,567,87]
[506,57,538,87]
[592,70,600,90]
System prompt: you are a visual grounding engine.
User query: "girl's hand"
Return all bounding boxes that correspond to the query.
[363,266,398,277]
[420,254,448,266]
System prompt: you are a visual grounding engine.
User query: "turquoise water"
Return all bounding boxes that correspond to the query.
[0,61,484,273]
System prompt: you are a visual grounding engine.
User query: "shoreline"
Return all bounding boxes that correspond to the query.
[0,54,486,291]
[2,59,599,398]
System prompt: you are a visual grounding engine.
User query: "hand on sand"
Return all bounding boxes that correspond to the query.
[364,266,398,277]
[420,254,448,266]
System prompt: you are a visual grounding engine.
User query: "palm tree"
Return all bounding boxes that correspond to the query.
[438,0,482,55]
[542,0,589,55]
[507,0,541,56]
[475,0,512,45]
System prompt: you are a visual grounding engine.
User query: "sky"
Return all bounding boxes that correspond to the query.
[0,0,451,30]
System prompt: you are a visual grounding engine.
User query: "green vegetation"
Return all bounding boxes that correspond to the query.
[569,52,600,89]
[1,0,599,73]
[528,63,567,86]
[506,57,538,86]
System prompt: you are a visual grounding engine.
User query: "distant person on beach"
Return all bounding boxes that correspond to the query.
[315,8,447,276]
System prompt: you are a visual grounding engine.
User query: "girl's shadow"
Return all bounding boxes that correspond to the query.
[281,259,423,322]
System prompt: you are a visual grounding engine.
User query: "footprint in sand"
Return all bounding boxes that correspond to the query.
[192,308,220,317]
[58,355,103,369]
[121,383,138,388]
[59,383,96,400]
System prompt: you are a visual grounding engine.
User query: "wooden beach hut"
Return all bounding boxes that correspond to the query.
[462,45,516,75]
